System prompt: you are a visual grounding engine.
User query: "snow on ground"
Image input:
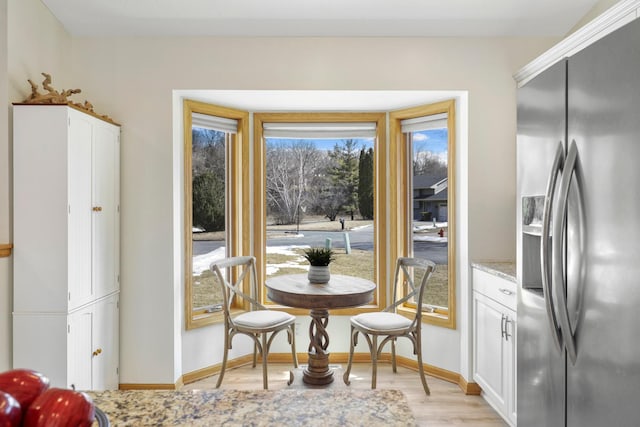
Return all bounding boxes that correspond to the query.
[413,235,448,243]
[413,221,448,232]
[266,245,309,255]
[192,224,445,276]
[192,244,312,276]
[192,247,226,275]
[266,245,309,275]
[412,221,448,242]
[350,224,373,231]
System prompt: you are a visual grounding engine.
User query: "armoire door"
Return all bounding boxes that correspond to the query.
[92,123,120,299]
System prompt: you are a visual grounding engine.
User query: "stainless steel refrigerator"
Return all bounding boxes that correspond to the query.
[517,18,640,427]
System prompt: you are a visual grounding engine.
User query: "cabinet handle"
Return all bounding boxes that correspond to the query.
[504,317,513,341]
[92,206,103,212]
[501,314,506,338]
[92,348,102,357]
[499,288,513,296]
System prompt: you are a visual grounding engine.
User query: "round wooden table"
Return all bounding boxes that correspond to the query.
[265,273,376,386]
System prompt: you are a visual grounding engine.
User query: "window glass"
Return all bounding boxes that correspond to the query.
[390,99,456,328]
[264,138,375,284]
[410,128,449,310]
[184,99,247,330]
[191,127,227,313]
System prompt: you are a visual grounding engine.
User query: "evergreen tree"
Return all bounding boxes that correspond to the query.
[191,128,226,231]
[192,171,225,232]
[358,148,374,220]
[327,139,360,220]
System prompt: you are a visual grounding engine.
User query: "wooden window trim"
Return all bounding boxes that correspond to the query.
[184,99,250,330]
[389,99,457,329]
[253,112,387,312]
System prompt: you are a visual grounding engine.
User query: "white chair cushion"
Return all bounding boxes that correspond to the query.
[352,312,412,330]
[234,310,294,328]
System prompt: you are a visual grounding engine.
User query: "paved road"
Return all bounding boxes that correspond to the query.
[193,225,447,264]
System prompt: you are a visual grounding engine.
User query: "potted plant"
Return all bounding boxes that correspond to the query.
[303,247,335,284]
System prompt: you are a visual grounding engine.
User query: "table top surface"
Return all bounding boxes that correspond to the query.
[265,273,376,310]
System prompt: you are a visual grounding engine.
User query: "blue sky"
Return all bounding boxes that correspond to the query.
[413,129,448,154]
[265,128,447,158]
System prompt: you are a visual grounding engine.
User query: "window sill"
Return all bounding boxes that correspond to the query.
[397,306,455,329]
[188,311,224,329]
[188,307,249,329]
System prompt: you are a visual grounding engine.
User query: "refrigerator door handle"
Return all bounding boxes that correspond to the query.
[541,141,565,353]
[553,140,579,365]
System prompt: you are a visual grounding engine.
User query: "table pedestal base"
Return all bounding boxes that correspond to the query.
[302,352,334,385]
[266,274,375,388]
[302,308,334,385]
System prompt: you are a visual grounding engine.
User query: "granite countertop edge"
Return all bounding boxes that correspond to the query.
[471,261,516,283]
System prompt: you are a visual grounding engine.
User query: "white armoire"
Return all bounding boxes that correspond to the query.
[12,104,120,391]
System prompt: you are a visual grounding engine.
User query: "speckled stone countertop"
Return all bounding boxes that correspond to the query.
[471,261,516,283]
[87,389,416,426]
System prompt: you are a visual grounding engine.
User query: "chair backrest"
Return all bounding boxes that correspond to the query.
[386,257,436,319]
[210,256,266,321]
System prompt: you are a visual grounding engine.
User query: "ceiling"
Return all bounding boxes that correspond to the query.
[41,0,601,38]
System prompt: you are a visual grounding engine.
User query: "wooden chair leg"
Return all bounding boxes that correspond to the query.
[261,333,269,389]
[289,326,298,368]
[371,335,378,389]
[252,341,258,368]
[416,336,430,395]
[216,330,230,388]
[343,326,357,385]
[391,338,397,373]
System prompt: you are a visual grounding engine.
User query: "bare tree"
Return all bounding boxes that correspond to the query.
[413,143,447,177]
[192,128,225,178]
[266,140,322,224]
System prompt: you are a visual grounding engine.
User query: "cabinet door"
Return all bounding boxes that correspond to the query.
[67,308,93,391]
[92,294,120,390]
[92,124,120,299]
[474,290,517,426]
[68,112,94,309]
[505,307,517,425]
[473,291,508,408]
[13,106,72,313]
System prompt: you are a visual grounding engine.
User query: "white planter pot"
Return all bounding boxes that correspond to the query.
[308,265,330,284]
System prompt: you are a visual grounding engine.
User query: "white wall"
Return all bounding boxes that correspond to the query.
[1,0,72,372]
[2,0,560,384]
[0,0,10,372]
[68,36,553,384]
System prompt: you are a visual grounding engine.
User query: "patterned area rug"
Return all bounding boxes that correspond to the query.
[88,389,416,426]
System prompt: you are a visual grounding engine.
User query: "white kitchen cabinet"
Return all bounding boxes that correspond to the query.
[13,104,120,312]
[67,293,120,391]
[472,266,517,426]
[14,294,119,391]
[12,104,120,390]
[90,293,120,390]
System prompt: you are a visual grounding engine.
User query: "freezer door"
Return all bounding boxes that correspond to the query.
[516,59,566,427]
[566,18,640,427]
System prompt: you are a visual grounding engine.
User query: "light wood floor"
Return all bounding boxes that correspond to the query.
[182,363,507,427]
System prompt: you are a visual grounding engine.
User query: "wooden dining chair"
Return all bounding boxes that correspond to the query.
[343,256,436,395]
[210,256,298,389]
